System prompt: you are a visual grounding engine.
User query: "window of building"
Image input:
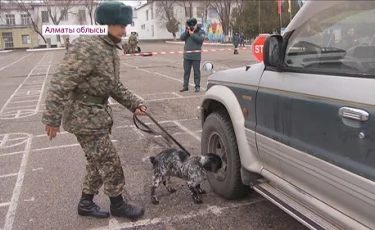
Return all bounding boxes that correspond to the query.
[5,14,15,25]
[41,11,49,23]
[141,24,145,30]
[150,6,154,20]
[131,21,135,27]
[151,25,154,37]
[22,35,30,44]
[197,7,204,18]
[284,1,375,77]
[21,14,30,25]
[146,10,148,21]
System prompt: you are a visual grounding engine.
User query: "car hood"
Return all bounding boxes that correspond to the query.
[208,62,265,86]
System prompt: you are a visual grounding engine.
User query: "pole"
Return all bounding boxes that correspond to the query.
[258,0,261,34]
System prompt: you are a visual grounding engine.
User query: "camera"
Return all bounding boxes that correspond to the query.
[188,25,195,31]
[186,18,197,31]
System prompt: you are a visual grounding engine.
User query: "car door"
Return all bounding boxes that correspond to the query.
[256,3,375,229]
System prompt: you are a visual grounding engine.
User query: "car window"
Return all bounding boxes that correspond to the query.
[284,2,375,77]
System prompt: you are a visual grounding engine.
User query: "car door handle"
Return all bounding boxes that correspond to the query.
[338,107,369,121]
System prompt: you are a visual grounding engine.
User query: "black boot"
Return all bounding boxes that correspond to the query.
[110,195,145,221]
[77,193,110,218]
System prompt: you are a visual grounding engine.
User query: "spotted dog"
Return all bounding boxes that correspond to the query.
[142,148,223,204]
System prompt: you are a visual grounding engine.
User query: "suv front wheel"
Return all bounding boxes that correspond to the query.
[201,110,250,200]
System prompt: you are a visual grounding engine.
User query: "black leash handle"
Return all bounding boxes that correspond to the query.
[132,111,191,156]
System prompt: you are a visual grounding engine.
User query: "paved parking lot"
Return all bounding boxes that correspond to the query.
[0,43,308,230]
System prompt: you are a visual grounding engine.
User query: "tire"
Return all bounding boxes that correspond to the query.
[201,110,250,200]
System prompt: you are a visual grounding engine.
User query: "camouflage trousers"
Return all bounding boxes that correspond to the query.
[129,45,137,53]
[76,133,125,197]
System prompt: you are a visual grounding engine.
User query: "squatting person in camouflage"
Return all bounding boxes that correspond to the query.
[41,1,146,220]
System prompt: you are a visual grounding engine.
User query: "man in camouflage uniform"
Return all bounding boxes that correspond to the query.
[42,1,146,220]
[128,32,138,53]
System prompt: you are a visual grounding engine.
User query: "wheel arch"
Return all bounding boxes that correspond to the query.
[200,84,262,174]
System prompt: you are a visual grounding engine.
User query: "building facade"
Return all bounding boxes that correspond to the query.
[0,5,39,49]
[134,1,237,42]
[0,1,101,49]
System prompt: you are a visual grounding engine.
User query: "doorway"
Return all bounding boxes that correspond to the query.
[2,32,14,48]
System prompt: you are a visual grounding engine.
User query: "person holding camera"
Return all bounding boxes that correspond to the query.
[179,18,205,93]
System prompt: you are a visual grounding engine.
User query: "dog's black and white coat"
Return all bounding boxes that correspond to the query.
[142,148,223,204]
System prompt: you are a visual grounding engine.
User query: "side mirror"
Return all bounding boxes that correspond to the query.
[263,35,284,68]
[201,61,215,74]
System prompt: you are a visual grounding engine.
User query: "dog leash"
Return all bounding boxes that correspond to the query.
[132,110,192,156]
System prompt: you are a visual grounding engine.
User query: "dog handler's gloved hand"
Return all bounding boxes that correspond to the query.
[45,125,60,140]
[134,104,147,116]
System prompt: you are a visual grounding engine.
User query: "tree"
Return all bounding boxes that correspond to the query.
[208,0,239,41]
[83,0,102,25]
[43,0,83,47]
[177,0,193,19]
[12,1,48,45]
[154,1,180,40]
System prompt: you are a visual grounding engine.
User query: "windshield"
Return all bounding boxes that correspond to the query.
[284,1,375,76]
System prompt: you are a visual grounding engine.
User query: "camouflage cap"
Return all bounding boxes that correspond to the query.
[95,1,133,26]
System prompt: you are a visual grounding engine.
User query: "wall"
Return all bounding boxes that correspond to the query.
[177,8,224,42]
[33,5,96,47]
[135,1,228,41]
[0,27,38,49]
[135,2,173,40]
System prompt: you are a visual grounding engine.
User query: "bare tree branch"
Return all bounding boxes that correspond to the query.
[208,0,239,41]
[83,0,102,25]
[154,0,180,40]
[41,0,84,46]
[10,0,48,45]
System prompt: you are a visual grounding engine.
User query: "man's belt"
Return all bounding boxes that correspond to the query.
[70,91,109,104]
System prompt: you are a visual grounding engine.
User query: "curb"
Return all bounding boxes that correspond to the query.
[26,47,65,52]
[0,50,13,53]
[165,41,237,46]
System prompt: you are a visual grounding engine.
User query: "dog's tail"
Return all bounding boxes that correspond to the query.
[142,156,156,165]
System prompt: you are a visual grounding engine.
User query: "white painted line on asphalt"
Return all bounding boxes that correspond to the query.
[134,93,144,101]
[0,52,52,119]
[0,151,25,157]
[153,130,201,139]
[115,118,198,129]
[31,140,118,152]
[173,121,201,141]
[0,53,33,71]
[34,131,69,138]
[107,95,203,106]
[0,173,18,179]
[0,202,10,208]
[11,100,39,104]
[123,63,206,90]
[32,118,199,137]
[89,198,265,230]
[0,134,30,148]
[3,133,33,230]
[131,126,145,140]
[172,92,183,98]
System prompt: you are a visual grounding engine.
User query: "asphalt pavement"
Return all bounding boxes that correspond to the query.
[0,43,308,230]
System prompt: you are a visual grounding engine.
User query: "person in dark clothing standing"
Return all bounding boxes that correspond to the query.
[179,18,205,93]
[232,32,240,55]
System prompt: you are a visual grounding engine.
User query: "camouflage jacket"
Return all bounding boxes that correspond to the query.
[128,35,138,45]
[42,35,144,135]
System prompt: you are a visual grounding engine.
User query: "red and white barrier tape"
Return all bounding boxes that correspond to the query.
[121,47,251,57]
